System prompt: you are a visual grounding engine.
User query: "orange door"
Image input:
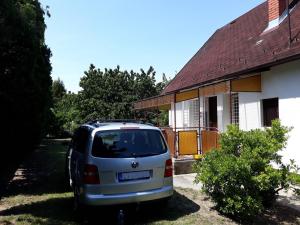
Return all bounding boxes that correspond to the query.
[201,130,219,154]
[162,128,175,157]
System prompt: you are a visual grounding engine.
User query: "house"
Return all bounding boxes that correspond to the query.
[134,0,300,167]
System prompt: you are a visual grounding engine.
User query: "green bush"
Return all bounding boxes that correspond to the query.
[194,120,296,219]
[290,172,300,185]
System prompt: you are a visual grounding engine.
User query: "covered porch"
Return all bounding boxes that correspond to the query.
[134,74,262,160]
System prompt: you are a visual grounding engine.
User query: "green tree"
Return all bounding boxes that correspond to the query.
[49,79,81,136]
[156,73,171,93]
[78,65,162,122]
[156,73,171,126]
[58,93,81,132]
[52,78,66,104]
[134,66,159,100]
[49,92,81,136]
[0,0,52,181]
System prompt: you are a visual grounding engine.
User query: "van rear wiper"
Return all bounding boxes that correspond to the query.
[131,152,159,157]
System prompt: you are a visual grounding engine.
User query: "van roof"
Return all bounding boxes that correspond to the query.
[82,120,160,133]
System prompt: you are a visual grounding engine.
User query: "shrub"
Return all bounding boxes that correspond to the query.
[194,120,295,219]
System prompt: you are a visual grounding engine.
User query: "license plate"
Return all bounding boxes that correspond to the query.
[118,170,151,182]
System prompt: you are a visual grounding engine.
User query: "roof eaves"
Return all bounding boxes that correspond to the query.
[162,52,300,95]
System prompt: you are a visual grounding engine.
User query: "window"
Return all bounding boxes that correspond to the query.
[92,129,167,158]
[183,102,189,128]
[262,98,279,127]
[231,93,239,126]
[189,99,199,127]
[73,127,90,153]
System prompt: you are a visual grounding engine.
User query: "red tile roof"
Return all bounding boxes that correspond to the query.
[162,1,300,94]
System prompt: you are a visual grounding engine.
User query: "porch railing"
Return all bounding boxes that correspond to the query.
[160,126,219,158]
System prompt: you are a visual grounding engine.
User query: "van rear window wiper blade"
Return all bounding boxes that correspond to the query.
[131,152,159,157]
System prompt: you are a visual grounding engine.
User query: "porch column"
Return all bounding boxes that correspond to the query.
[199,96,205,127]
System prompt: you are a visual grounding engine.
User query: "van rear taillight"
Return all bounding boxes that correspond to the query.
[83,164,100,184]
[164,159,173,177]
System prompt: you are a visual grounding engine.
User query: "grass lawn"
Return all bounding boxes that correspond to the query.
[0,139,299,225]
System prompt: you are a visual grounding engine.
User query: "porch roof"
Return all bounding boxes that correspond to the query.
[134,93,174,110]
[134,75,262,110]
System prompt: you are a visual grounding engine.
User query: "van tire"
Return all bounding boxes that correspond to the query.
[73,187,86,216]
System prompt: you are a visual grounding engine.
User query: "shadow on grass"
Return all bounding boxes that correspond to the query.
[0,162,22,199]
[3,139,71,198]
[0,196,74,224]
[0,190,200,225]
[0,145,42,199]
[132,190,200,225]
[248,204,300,225]
[217,200,300,225]
[1,139,201,224]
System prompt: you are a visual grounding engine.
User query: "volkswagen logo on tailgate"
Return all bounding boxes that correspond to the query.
[131,161,139,168]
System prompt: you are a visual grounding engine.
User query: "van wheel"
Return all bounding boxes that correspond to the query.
[73,187,85,215]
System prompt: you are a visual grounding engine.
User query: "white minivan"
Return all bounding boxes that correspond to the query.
[67,120,173,210]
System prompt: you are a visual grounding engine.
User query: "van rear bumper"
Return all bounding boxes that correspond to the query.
[80,185,173,206]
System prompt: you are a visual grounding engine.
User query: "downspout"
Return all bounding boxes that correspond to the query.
[173,94,177,158]
[229,81,232,124]
[198,88,202,155]
[203,93,206,128]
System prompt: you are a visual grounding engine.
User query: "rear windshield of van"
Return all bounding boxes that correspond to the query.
[92,129,167,158]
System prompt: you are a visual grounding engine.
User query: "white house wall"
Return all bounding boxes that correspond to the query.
[239,59,300,166]
[217,94,231,132]
[239,93,262,130]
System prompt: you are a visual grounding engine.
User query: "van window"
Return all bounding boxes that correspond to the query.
[92,129,167,158]
[73,128,90,153]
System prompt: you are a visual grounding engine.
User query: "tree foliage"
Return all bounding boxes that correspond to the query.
[0,0,52,173]
[194,120,297,219]
[48,66,170,137]
[156,73,170,94]
[49,80,81,137]
[52,78,66,104]
[77,65,168,122]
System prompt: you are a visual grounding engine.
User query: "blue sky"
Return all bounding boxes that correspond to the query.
[40,0,265,92]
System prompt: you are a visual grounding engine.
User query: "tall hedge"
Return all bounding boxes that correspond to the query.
[0,0,52,176]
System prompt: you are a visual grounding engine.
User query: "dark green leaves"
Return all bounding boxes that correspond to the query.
[0,0,52,174]
[194,120,294,219]
[77,65,167,122]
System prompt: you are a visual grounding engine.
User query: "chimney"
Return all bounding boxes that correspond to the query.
[268,0,287,22]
